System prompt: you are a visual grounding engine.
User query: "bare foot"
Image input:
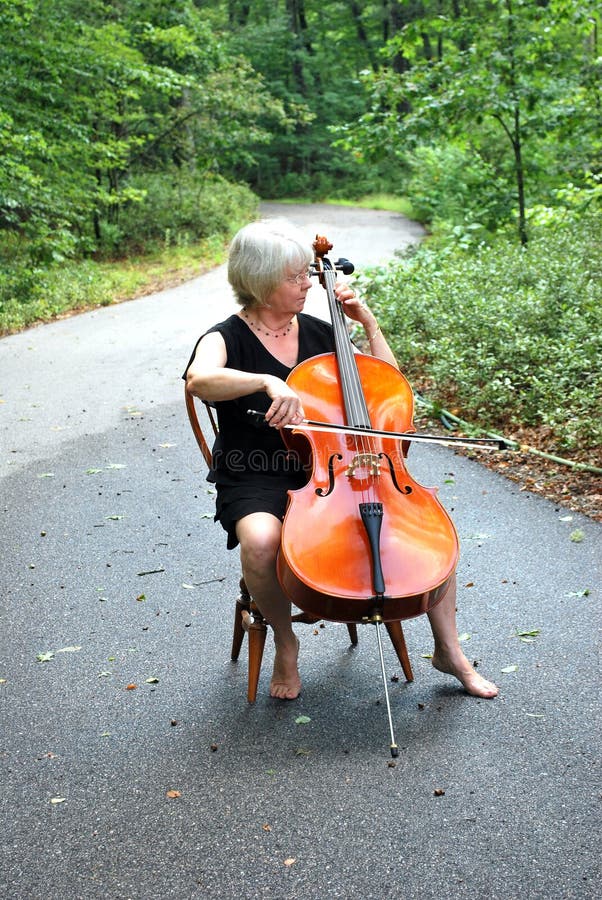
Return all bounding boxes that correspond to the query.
[270,638,301,700]
[432,650,498,699]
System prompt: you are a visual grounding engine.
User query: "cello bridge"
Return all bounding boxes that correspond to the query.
[345,452,381,479]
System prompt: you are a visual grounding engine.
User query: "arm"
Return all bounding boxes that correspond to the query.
[185,331,305,427]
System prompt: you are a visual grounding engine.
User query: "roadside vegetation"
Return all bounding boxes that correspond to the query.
[361,200,602,458]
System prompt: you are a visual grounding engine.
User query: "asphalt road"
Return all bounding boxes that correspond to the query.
[1,203,600,899]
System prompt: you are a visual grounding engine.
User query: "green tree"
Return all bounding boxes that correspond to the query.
[335,0,601,241]
[0,0,284,254]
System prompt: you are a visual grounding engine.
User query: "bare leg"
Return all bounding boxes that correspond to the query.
[427,574,498,698]
[236,513,301,700]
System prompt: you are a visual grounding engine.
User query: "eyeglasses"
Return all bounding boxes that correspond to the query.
[285,269,313,285]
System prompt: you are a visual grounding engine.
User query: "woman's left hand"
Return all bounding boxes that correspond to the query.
[334,281,374,328]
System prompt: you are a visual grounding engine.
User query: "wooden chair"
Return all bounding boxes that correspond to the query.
[185,385,414,701]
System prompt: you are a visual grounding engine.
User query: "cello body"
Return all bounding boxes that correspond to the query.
[277,352,459,624]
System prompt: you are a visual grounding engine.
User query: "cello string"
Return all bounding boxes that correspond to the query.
[328,265,379,503]
[323,263,378,503]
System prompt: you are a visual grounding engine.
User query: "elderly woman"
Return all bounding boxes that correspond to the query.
[185,220,498,701]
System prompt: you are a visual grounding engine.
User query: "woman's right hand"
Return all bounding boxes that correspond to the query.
[263,375,305,428]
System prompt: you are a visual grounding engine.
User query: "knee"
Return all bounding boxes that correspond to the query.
[240,529,280,575]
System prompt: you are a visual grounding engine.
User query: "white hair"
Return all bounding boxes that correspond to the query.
[227,219,313,308]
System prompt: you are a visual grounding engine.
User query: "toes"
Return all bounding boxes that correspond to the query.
[269,681,301,701]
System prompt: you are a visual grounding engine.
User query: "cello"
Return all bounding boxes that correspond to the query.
[272,236,469,755]
[277,236,460,627]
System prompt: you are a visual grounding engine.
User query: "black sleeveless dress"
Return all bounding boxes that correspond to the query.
[184,313,334,548]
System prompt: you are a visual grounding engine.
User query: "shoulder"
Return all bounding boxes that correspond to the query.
[205,314,244,339]
[183,315,242,379]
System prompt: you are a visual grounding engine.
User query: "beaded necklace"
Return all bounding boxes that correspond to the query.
[242,310,295,339]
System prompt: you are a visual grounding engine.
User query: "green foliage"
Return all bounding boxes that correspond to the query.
[0,253,114,334]
[0,0,278,257]
[337,0,601,243]
[100,172,257,254]
[360,207,602,451]
[404,142,513,236]
[0,173,255,331]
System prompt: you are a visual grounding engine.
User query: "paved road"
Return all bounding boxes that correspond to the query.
[1,204,600,899]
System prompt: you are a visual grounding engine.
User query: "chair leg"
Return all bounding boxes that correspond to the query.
[231,577,253,661]
[246,619,268,703]
[230,577,269,702]
[385,621,414,682]
[346,623,359,646]
[231,596,247,661]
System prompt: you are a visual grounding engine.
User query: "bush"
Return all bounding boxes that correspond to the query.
[405,142,513,236]
[360,208,602,452]
[0,257,113,333]
[0,173,259,332]
[107,171,257,255]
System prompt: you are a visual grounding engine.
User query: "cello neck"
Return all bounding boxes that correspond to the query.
[316,247,372,430]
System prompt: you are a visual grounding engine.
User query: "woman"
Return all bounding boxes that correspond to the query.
[185,219,498,701]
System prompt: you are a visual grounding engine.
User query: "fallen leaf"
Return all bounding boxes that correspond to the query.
[433,788,446,797]
[98,671,112,678]
[36,652,54,662]
[182,583,195,590]
[283,858,296,867]
[567,589,590,598]
[145,677,159,684]
[57,646,82,653]
[295,715,311,725]
[125,683,138,690]
[262,823,272,832]
[457,632,471,642]
[516,628,540,643]
[0,678,7,685]
[501,665,518,674]
[294,748,311,756]
[106,515,124,521]
[464,582,474,588]
[166,790,181,799]
[38,472,55,478]
[569,529,585,543]
[136,594,146,602]
[85,468,102,475]
[50,797,66,804]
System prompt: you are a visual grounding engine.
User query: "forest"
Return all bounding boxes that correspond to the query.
[1,0,600,475]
